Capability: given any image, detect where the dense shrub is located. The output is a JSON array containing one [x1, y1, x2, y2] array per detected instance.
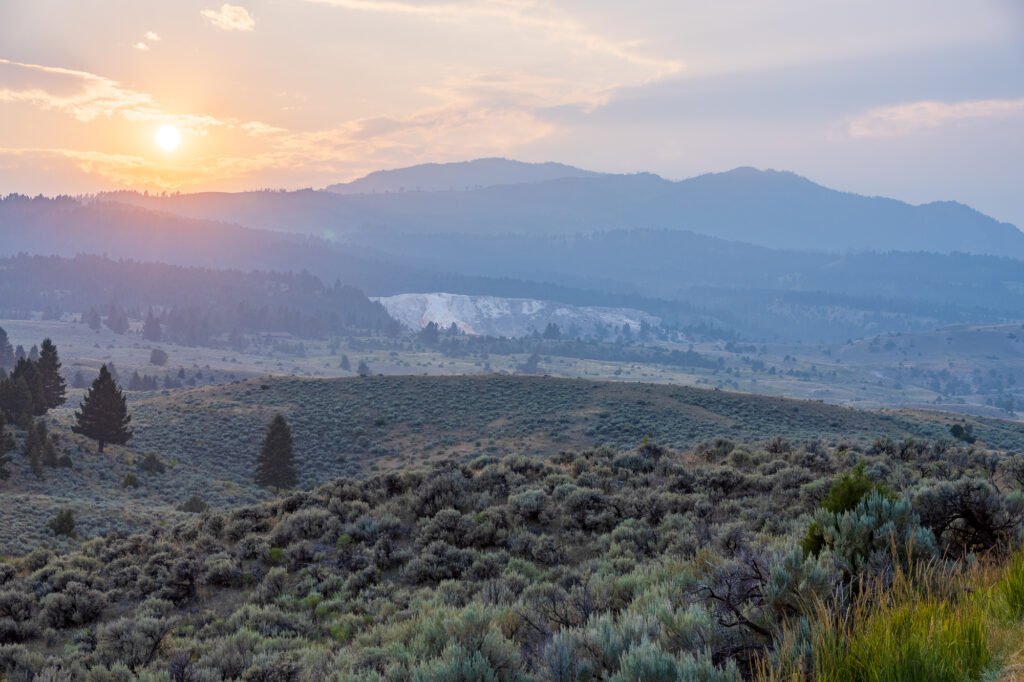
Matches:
[[47, 509, 76, 538]]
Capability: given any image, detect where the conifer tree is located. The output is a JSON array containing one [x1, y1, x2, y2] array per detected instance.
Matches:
[[0, 376, 33, 423], [105, 306, 129, 335], [254, 413, 297, 490], [0, 326, 13, 370], [84, 307, 102, 331], [72, 365, 132, 453], [11, 358, 46, 416], [0, 412, 13, 480], [23, 420, 44, 479], [37, 338, 66, 409], [142, 309, 162, 342]]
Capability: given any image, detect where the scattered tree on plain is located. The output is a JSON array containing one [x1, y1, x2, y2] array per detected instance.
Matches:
[[0, 376, 33, 423], [11, 358, 46, 416], [83, 308, 102, 331], [142, 309, 162, 341], [0, 326, 13, 370], [104, 302, 129, 335], [254, 413, 297, 490], [37, 338, 66, 409], [72, 365, 132, 453], [0, 412, 13, 480]]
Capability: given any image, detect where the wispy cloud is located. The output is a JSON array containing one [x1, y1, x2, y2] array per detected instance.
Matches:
[[144, 31, 161, 42], [200, 4, 256, 32], [849, 98, 1024, 137], [0, 95, 555, 190], [0, 59, 220, 129], [133, 42, 150, 51], [305, 0, 682, 78]]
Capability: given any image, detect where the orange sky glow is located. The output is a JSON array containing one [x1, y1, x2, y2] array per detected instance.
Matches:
[[1, 1, 1022, 225]]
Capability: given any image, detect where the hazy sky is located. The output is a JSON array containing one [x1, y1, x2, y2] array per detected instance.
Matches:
[[2, 1, 1023, 226]]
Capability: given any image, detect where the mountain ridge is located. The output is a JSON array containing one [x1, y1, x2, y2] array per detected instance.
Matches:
[[323, 157, 604, 194], [90, 161, 1022, 258]]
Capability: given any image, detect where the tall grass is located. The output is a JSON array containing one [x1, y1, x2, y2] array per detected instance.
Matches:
[[758, 550, 1024, 682], [998, 549, 1024, 620]]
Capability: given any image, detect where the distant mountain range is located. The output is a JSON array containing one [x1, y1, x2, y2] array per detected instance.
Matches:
[[324, 158, 602, 194], [94, 159, 1023, 258], [5, 159, 1024, 342]]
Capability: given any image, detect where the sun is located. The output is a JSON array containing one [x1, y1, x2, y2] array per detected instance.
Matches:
[[156, 125, 181, 151]]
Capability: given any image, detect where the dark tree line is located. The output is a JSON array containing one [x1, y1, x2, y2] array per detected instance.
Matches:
[[0, 331, 66, 424], [0, 331, 69, 480], [0, 254, 399, 347]]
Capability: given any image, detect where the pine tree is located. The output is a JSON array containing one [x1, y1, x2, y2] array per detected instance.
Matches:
[[11, 358, 47, 416], [84, 307, 102, 331], [254, 414, 297, 490], [27, 345, 38, 362], [105, 306, 129, 335], [23, 420, 44, 479], [0, 412, 14, 480], [37, 339, 66, 409], [72, 365, 132, 453], [357, 359, 370, 376], [142, 309, 162, 342], [0, 326, 14, 370], [0, 377, 33, 423]]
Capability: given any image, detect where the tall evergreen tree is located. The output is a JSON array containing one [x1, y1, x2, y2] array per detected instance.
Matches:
[[11, 358, 46, 416], [142, 309, 162, 342], [23, 420, 44, 479], [83, 307, 102, 331], [0, 326, 14, 370], [105, 305, 129, 335], [72, 365, 132, 453], [0, 377, 33, 423], [0, 412, 13, 480], [254, 414, 297, 490], [37, 338, 66, 409]]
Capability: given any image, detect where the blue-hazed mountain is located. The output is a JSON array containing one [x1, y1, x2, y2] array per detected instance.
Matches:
[[97, 161, 1023, 258], [5, 194, 1024, 342], [323, 157, 603, 194]]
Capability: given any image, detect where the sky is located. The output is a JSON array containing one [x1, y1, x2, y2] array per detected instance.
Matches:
[[1, 0, 1023, 226]]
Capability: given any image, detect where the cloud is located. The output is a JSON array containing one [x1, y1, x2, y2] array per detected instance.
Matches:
[[305, 0, 682, 78], [0, 94, 556, 191], [200, 4, 256, 32], [848, 97, 1024, 137], [133, 42, 150, 51], [0, 59, 224, 130], [144, 31, 161, 42]]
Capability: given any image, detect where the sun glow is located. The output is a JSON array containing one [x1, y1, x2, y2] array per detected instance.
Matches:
[[156, 125, 181, 151]]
